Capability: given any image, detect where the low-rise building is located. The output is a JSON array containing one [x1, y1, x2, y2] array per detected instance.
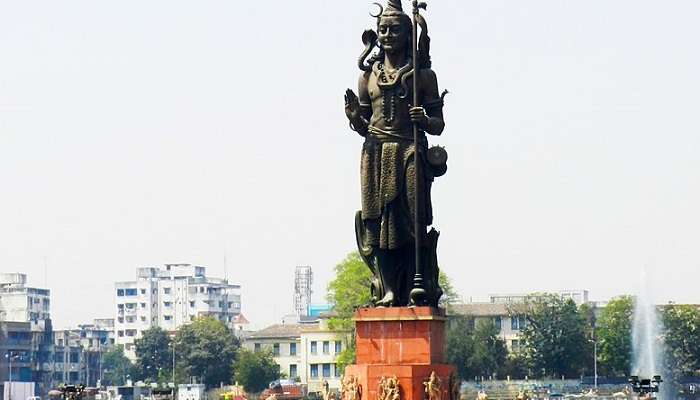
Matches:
[[244, 316, 350, 392], [53, 319, 116, 386]]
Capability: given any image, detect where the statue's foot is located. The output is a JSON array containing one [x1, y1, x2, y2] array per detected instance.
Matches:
[[375, 291, 395, 307]]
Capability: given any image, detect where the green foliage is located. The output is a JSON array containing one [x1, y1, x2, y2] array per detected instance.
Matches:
[[134, 327, 172, 382], [102, 345, 135, 386], [446, 316, 507, 380], [596, 296, 633, 376], [334, 339, 356, 374], [326, 252, 373, 330], [662, 305, 700, 378], [470, 319, 508, 378], [510, 293, 591, 378], [234, 349, 280, 394], [446, 316, 475, 380], [438, 272, 460, 311], [173, 317, 240, 387]]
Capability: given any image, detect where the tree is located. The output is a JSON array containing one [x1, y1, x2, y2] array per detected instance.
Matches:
[[596, 296, 633, 376], [510, 293, 591, 378], [446, 315, 475, 380], [326, 252, 373, 330], [326, 252, 373, 372], [469, 319, 508, 379], [134, 327, 172, 382], [446, 317, 508, 381], [662, 305, 700, 378], [173, 317, 240, 387], [234, 349, 280, 394], [102, 345, 135, 386], [438, 272, 460, 311]]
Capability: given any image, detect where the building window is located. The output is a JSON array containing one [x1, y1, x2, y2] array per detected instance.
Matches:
[[290, 342, 297, 356], [69, 372, 79, 382], [289, 364, 298, 378], [273, 343, 280, 356], [190, 301, 195, 307], [57, 339, 64, 346], [140, 303, 146, 308], [164, 315, 172, 321], [125, 288, 137, 296], [334, 364, 341, 378], [323, 341, 330, 354], [70, 352, 79, 363], [254, 343, 261, 352], [494, 316, 502, 331], [511, 316, 520, 331], [141, 316, 146, 322], [164, 301, 172, 307], [511, 340, 520, 352], [335, 341, 342, 353], [322, 363, 331, 378], [141, 289, 146, 294], [118, 330, 124, 337], [126, 330, 136, 337], [53, 372, 62, 381], [164, 288, 171, 294], [310, 341, 317, 355], [54, 353, 64, 363], [118, 317, 124, 323], [117, 289, 124, 296], [310, 364, 318, 378]]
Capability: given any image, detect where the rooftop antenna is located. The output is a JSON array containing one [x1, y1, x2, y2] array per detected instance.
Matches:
[[224, 253, 228, 281]]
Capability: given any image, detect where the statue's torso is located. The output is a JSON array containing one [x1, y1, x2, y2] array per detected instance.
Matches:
[[366, 61, 417, 137]]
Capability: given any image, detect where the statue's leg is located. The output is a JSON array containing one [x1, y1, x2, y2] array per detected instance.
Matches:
[[375, 249, 398, 307], [355, 211, 384, 305]]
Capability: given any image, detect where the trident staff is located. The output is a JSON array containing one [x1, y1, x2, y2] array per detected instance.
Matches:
[[409, 0, 428, 307]]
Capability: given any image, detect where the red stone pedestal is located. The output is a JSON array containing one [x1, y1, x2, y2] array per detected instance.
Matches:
[[343, 307, 456, 400]]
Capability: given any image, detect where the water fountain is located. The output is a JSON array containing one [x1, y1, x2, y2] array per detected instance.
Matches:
[[630, 270, 666, 399]]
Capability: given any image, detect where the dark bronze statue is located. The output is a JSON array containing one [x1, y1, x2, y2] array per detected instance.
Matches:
[[344, 0, 448, 307]]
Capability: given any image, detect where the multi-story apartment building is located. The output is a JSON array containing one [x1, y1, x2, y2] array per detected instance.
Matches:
[[0, 273, 51, 332], [53, 319, 116, 386], [115, 264, 241, 360], [244, 315, 350, 392], [0, 320, 54, 397]]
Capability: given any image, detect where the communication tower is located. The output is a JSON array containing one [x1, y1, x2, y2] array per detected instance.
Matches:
[[294, 266, 313, 317]]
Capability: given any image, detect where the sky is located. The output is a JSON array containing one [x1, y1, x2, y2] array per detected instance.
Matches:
[[1, 0, 699, 330]]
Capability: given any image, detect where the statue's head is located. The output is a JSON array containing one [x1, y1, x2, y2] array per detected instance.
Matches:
[[374, 0, 412, 54]]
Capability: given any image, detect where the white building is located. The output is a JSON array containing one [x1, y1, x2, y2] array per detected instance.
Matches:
[[114, 264, 241, 360], [488, 289, 590, 306], [0, 273, 51, 331], [244, 315, 351, 392]]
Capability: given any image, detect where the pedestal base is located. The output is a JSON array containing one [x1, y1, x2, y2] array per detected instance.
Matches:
[[343, 307, 457, 400]]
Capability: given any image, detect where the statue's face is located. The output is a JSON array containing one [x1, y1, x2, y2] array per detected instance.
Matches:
[[378, 15, 407, 53]]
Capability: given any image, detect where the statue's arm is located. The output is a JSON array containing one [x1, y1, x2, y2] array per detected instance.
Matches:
[[421, 69, 445, 136], [345, 73, 372, 136]]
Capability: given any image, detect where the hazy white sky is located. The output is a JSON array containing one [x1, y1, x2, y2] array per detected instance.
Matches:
[[1, 0, 699, 330]]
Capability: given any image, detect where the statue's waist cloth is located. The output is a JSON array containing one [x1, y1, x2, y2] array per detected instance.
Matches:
[[360, 126, 434, 250]]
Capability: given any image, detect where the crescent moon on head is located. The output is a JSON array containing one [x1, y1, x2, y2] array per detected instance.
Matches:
[[370, 3, 384, 18]]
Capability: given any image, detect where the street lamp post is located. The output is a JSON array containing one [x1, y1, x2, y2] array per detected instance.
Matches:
[[6, 352, 20, 400], [588, 338, 598, 390]]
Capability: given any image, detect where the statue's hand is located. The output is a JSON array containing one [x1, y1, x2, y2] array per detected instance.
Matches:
[[344, 89, 361, 123], [409, 106, 429, 129]]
